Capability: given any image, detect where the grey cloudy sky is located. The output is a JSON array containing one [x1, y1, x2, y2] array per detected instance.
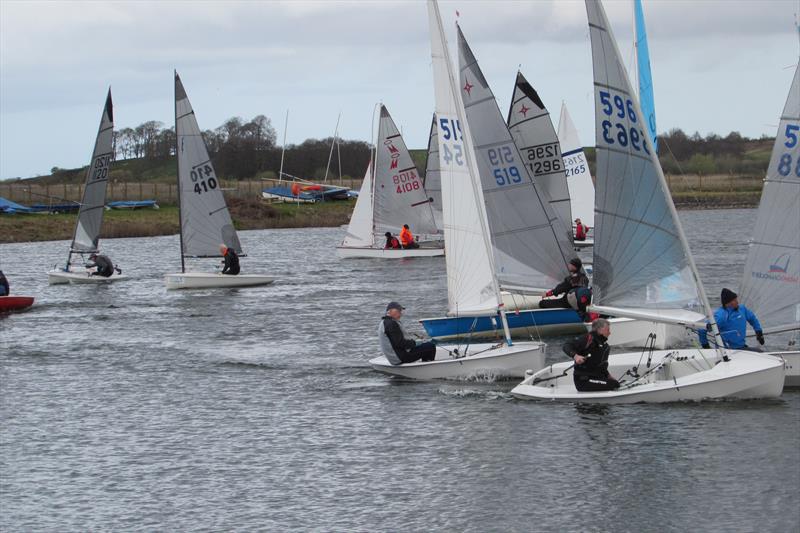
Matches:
[[1, 0, 798, 180]]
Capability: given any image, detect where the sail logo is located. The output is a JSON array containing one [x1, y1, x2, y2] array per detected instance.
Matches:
[[769, 253, 790, 273], [751, 253, 798, 284], [384, 140, 400, 169]]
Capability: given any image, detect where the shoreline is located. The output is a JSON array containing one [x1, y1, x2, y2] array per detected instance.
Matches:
[[0, 194, 759, 244]]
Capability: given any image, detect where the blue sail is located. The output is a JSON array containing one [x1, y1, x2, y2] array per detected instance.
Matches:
[[635, 0, 658, 152]]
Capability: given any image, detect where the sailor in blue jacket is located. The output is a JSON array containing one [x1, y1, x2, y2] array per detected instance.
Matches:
[[698, 288, 765, 350]]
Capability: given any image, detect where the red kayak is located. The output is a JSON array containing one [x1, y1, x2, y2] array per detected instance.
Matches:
[[0, 296, 34, 312]]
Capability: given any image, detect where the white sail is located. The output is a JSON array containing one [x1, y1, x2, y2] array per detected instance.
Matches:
[[342, 162, 374, 248], [507, 71, 573, 243], [373, 105, 439, 239], [586, 0, 708, 325], [740, 64, 800, 331], [175, 72, 242, 259], [457, 26, 574, 292], [557, 102, 596, 229], [71, 90, 114, 254], [427, 0, 499, 315], [423, 114, 443, 229]]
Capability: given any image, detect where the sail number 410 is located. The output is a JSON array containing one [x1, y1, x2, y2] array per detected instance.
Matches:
[[190, 163, 218, 194]]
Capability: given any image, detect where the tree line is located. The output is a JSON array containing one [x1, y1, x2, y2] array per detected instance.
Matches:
[[109, 115, 371, 181]]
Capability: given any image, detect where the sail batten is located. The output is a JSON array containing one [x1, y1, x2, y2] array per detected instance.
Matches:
[[175, 72, 242, 259]]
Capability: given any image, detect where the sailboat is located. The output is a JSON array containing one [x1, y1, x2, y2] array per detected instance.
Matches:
[[164, 73, 275, 290], [369, 0, 546, 380], [557, 103, 596, 247], [633, 0, 658, 152], [48, 90, 128, 285], [739, 63, 800, 387], [511, 0, 784, 403], [336, 105, 444, 258]]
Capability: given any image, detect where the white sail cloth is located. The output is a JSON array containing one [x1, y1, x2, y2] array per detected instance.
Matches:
[[586, 0, 703, 315], [71, 90, 114, 253], [740, 64, 800, 331], [457, 26, 574, 292], [427, 0, 499, 315], [373, 105, 439, 240], [507, 71, 573, 243], [342, 162, 374, 248], [557, 103, 596, 229], [175, 73, 242, 258], [423, 114, 443, 230]]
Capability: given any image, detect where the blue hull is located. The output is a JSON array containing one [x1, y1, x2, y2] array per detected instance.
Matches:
[[421, 308, 587, 341]]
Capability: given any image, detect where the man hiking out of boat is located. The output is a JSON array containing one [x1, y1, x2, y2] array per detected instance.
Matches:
[[564, 318, 620, 392], [574, 218, 588, 241], [379, 301, 436, 365], [0, 270, 9, 296], [399, 224, 419, 249], [220, 244, 240, 275], [384, 232, 401, 250], [698, 288, 764, 351], [86, 253, 115, 277], [539, 257, 591, 319]]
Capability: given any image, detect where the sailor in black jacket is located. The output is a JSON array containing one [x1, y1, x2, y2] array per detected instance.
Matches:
[[563, 318, 620, 391], [378, 301, 436, 365], [539, 257, 591, 318], [220, 244, 240, 275], [87, 253, 114, 277]]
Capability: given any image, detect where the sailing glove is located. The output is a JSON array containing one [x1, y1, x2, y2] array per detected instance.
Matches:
[[756, 331, 765, 345]]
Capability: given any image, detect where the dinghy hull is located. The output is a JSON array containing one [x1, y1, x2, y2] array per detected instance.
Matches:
[[510, 349, 785, 403], [0, 296, 34, 312], [776, 351, 800, 388], [48, 269, 128, 285], [420, 309, 587, 341], [369, 341, 546, 380], [164, 272, 275, 290], [336, 246, 444, 259]]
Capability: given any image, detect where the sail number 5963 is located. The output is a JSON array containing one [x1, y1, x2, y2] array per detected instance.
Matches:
[[598, 90, 650, 155]]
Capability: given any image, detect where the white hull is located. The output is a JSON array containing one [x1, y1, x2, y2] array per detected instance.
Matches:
[[261, 191, 316, 204], [164, 272, 275, 290], [573, 238, 594, 249], [776, 351, 800, 388], [369, 341, 546, 380], [48, 268, 128, 285], [511, 349, 785, 403], [336, 246, 444, 259]]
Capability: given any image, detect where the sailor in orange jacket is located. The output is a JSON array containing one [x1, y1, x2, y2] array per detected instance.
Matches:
[[399, 224, 419, 249]]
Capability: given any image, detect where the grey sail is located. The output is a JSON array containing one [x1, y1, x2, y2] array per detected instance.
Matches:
[[373, 105, 439, 239], [423, 113, 443, 230], [175, 72, 242, 259], [457, 25, 575, 291], [71, 90, 114, 254], [740, 64, 800, 331], [507, 72, 573, 243], [586, 0, 703, 315]]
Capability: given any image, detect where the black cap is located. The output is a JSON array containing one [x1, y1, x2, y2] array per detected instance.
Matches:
[[386, 301, 405, 312], [403, 224, 409, 229], [721, 288, 737, 306], [569, 257, 582, 269], [385, 232, 392, 237]]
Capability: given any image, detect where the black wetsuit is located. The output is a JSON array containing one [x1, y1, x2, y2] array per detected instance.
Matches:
[[562, 332, 619, 392], [381, 316, 436, 364], [222, 249, 240, 275], [89, 255, 114, 277], [539, 272, 591, 317], [0, 271, 9, 296]]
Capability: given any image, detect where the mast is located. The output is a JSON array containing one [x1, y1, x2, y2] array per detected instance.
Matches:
[[278, 109, 288, 184], [324, 112, 341, 183], [174, 71, 186, 273]]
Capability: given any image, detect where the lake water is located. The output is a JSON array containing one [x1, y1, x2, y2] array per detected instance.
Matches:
[[1, 208, 798, 531]]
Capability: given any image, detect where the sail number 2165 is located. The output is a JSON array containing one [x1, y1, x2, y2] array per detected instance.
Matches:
[[190, 163, 218, 194]]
